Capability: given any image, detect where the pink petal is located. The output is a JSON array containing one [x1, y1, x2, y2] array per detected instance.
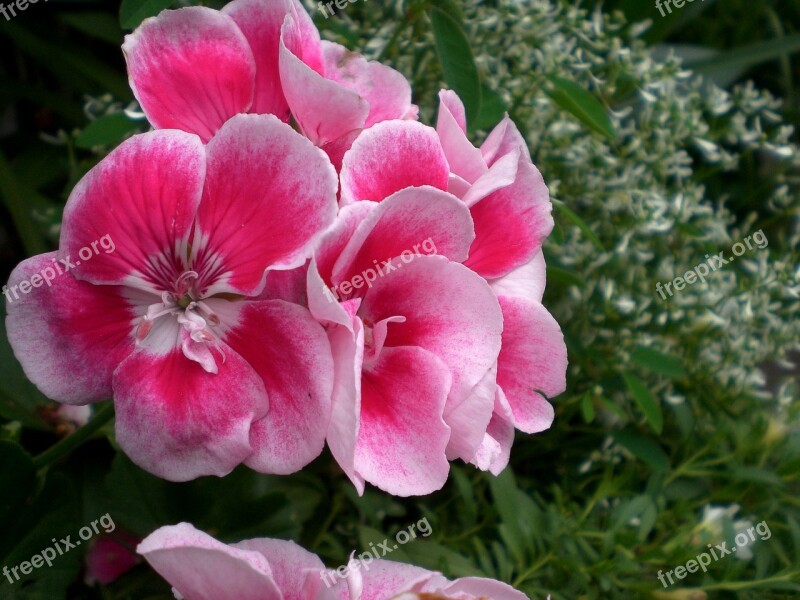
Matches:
[[224, 300, 333, 475], [5, 252, 136, 404], [85, 530, 141, 586], [489, 249, 546, 303], [321, 41, 417, 129], [470, 388, 514, 476], [59, 130, 205, 292], [359, 256, 502, 461], [113, 341, 268, 481], [123, 7, 256, 142], [496, 296, 566, 434], [332, 187, 475, 289], [435, 90, 486, 184], [194, 114, 337, 297], [279, 18, 368, 146], [440, 576, 530, 599], [464, 153, 553, 279], [356, 346, 451, 496], [221, 0, 304, 120], [480, 115, 531, 167], [314, 202, 376, 289], [339, 121, 449, 205], [138, 523, 281, 600], [353, 560, 437, 599], [232, 538, 325, 600]]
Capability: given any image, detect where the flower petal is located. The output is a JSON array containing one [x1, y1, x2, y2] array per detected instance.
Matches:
[[489, 249, 546, 303], [470, 387, 514, 476], [332, 186, 475, 290], [5, 253, 137, 404], [339, 121, 449, 205], [440, 576, 530, 600], [464, 154, 553, 279], [279, 18, 368, 146], [232, 537, 325, 600], [221, 0, 301, 119], [435, 90, 486, 184], [123, 7, 256, 142], [224, 300, 333, 475], [138, 523, 281, 600], [480, 114, 530, 166], [194, 114, 338, 296], [113, 340, 268, 481], [60, 130, 205, 292], [321, 41, 417, 129], [359, 256, 503, 461], [353, 560, 437, 599], [496, 296, 566, 433], [355, 346, 452, 496]]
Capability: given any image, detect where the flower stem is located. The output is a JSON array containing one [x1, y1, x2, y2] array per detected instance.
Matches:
[[32, 402, 115, 470]]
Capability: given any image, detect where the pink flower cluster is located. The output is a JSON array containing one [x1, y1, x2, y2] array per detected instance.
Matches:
[[137, 522, 529, 600], [5, 0, 567, 496]]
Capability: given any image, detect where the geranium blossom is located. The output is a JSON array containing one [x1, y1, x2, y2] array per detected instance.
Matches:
[[5, 114, 337, 481], [123, 0, 416, 165], [335, 90, 567, 475], [306, 189, 504, 496], [138, 523, 528, 600]]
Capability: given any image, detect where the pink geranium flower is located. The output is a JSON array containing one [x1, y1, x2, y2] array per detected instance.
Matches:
[[123, 0, 416, 165], [5, 114, 337, 481], [306, 189, 504, 496], [138, 523, 528, 600], [336, 91, 568, 475]]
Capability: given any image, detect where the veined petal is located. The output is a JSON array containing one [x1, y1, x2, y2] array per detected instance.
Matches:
[[331, 187, 475, 290], [60, 130, 205, 293], [440, 577, 530, 600], [339, 121, 449, 205], [226, 300, 333, 475], [113, 342, 268, 481], [194, 114, 337, 297], [321, 41, 417, 129], [123, 7, 256, 142], [279, 17, 367, 146], [347, 560, 437, 599], [138, 523, 281, 600], [497, 296, 566, 434], [464, 154, 553, 279], [5, 253, 137, 404], [355, 346, 451, 496]]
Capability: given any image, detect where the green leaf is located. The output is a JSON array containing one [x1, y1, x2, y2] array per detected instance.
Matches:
[[552, 199, 605, 251], [472, 82, 507, 131], [76, 113, 144, 149], [622, 372, 663, 434], [120, 0, 175, 30], [685, 33, 800, 76], [613, 429, 669, 473], [630, 346, 688, 379], [580, 393, 596, 424], [59, 12, 123, 45], [0, 442, 36, 529], [545, 75, 615, 140], [427, 7, 482, 126]]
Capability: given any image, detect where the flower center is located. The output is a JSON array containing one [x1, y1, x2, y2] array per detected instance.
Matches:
[[134, 271, 226, 373]]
